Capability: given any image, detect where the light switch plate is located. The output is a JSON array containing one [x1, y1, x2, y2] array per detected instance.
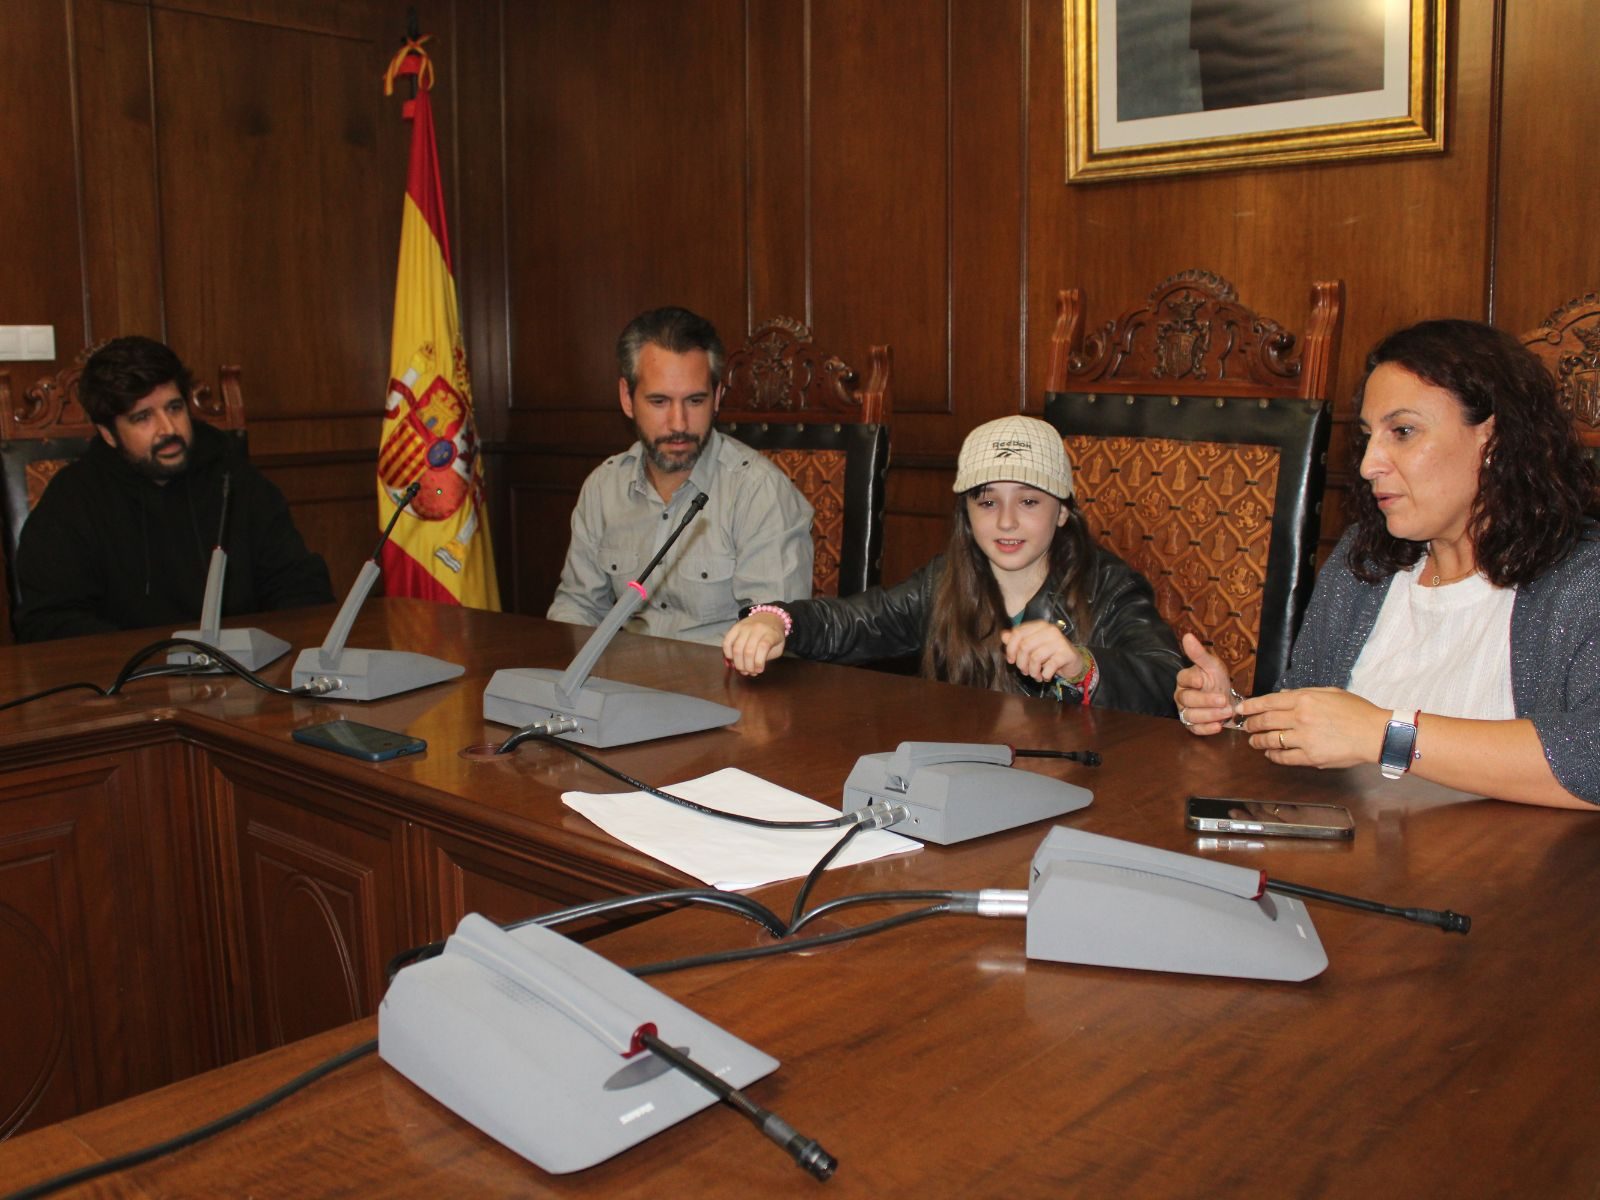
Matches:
[[0, 325, 56, 361]]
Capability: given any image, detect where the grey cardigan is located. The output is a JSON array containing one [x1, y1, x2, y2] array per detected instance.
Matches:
[[1280, 529, 1600, 804]]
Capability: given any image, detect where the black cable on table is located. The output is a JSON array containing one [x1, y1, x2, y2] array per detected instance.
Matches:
[[498, 730, 866, 830], [2, 1038, 377, 1200]]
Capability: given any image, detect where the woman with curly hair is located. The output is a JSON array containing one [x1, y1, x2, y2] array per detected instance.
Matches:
[[1178, 318, 1600, 807], [722, 415, 1182, 716]]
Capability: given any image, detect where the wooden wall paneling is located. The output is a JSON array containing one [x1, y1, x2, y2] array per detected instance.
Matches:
[[883, 462, 959, 586], [746, 0, 810, 329], [4, 0, 87, 382], [257, 456, 379, 597], [74, 0, 165, 345], [1489, 0, 1600, 332], [443, 0, 511, 447], [950, 0, 1026, 429], [502, 451, 594, 616], [808, 2, 947, 430], [1025, 0, 1498, 556], [150, 5, 405, 455], [503, 1, 748, 448]]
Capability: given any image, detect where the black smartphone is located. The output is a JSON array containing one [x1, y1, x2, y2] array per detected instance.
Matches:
[[292, 719, 427, 762], [1185, 796, 1354, 840]]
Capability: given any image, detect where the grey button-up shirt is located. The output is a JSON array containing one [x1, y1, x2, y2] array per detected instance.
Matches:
[[547, 430, 814, 645]]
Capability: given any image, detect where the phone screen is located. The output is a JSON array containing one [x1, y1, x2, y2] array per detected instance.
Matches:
[[1186, 797, 1354, 840], [292, 719, 426, 762]]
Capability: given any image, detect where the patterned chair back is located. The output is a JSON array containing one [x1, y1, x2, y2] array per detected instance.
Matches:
[[1043, 271, 1343, 694], [717, 317, 891, 598]]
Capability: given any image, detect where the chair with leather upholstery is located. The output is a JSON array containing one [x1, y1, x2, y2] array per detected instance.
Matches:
[[0, 358, 247, 609], [716, 316, 892, 598], [1042, 269, 1344, 695], [1518, 292, 1600, 467]]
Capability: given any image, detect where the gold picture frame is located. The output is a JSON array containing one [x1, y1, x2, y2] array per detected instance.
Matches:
[[1065, 0, 1446, 184]]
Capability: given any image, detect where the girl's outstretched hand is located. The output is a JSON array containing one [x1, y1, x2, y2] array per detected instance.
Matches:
[[722, 612, 788, 676]]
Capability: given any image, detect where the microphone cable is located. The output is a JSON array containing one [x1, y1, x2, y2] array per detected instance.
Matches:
[[497, 730, 904, 832], [1, 1036, 378, 1200]]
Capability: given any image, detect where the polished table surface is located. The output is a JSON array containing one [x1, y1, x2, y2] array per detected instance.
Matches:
[[1, 601, 1597, 1197]]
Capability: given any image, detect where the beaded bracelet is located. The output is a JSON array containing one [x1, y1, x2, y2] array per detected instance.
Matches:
[[747, 604, 793, 637]]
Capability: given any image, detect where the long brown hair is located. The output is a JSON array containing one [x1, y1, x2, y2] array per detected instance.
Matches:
[[920, 490, 1095, 691]]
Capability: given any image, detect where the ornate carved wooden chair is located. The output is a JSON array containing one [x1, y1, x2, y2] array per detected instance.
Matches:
[[1042, 270, 1344, 695], [1518, 293, 1600, 466], [0, 358, 246, 608], [716, 317, 892, 598]]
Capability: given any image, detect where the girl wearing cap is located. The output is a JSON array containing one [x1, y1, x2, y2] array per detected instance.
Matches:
[[722, 415, 1182, 715]]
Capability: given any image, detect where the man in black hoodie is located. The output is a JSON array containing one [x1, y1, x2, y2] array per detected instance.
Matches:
[[13, 336, 333, 642]]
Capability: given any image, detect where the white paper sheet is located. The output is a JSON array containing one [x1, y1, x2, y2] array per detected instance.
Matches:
[[561, 766, 920, 890]]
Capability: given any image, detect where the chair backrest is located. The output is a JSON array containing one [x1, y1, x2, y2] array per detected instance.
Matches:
[[717, 317, 892, 597], [1518, 292, 1600, 466], [0, 359, 247, 608], [1043, 270, 1344, 695]]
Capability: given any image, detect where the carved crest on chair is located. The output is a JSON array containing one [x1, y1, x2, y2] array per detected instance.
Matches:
[[721, 318, 890, 424], [0, 359, 244, 444], [1051, 270, 1342, 402], [1525, 293, 1600, 435], [0, 363, 94, 439]]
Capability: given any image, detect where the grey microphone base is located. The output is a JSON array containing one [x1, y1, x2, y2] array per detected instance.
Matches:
[[842, 753, 1092, 845], [292, 647, 465, 701], [1025, 827, 1328, 981], [170, 627, 292, 671], [483, 668, 739, 748]]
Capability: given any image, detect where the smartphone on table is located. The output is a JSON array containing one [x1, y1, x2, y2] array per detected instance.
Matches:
[[292, 719, 427, 762], [1185, 796, 1354, 840]]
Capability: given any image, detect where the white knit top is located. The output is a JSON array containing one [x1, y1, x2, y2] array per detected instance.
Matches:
[[1346, 558, 1516, 720]]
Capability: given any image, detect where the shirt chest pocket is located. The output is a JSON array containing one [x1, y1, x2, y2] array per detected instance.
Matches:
[[670, 549, 737, 622]]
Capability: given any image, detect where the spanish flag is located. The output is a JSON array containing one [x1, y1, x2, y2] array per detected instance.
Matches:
[[376, 38, 500, 609]]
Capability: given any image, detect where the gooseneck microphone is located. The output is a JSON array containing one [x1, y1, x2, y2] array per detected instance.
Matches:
[[484, 484, 742, 748], [169, 471, 292, 671], [289, 478, 464, 700]]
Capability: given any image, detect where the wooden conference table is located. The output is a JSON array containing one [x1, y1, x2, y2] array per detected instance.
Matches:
[[0, 601, 1596, 1197]]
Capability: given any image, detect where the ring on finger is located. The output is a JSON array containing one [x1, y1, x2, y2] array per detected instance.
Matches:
[[1178, 707, 1195, 728], [1277, 730, 1287, 750]]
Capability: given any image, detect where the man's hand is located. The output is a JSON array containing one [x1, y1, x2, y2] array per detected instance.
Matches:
[[1000, 620, 1083, 684], [722, 611, 788, 676], [1238, 688, 1389, 768], [1174, 631, 1243, 735]]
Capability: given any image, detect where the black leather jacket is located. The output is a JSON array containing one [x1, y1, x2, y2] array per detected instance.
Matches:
[[778, 546, 1182, 716]]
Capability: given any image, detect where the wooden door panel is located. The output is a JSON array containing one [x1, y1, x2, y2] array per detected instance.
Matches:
[[211, 762, 409, 1058]]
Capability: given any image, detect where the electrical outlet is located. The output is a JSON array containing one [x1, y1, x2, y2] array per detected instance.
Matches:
[[0, 325, 56, 362]]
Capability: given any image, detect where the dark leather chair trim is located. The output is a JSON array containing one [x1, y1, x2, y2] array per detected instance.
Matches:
[[1044, 392, 1329, 694], [719, 420, 890, 598]]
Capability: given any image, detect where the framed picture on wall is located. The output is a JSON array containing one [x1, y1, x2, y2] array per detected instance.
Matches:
[[1065, 0, 1446, 183]]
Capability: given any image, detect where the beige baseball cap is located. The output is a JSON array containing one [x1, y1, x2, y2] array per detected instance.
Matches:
[[952, 415, 1073, 500]]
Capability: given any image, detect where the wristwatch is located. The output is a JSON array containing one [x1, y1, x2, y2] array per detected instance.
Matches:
[[1379, 710, 1420, 779]]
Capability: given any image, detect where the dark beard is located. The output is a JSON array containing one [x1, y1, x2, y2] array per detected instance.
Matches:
[[124, 433, 190, 481], [643, 431, 705, 475]]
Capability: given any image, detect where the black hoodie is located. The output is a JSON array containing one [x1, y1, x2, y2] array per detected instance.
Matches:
[[13, 421, 333, 642]]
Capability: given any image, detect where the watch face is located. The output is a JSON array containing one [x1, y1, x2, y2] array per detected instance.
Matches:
[[1381, 718, 1416, 778]]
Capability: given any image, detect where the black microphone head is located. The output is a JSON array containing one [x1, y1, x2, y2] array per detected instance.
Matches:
[[689, 489, 709, 513], [400, 479, 422, 507]]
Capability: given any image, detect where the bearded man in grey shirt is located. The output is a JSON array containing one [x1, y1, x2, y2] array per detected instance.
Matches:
[[547, 306, 814, 645]]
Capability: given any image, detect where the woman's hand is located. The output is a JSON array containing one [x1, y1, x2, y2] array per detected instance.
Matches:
[[1001, 620, 1083, 684], [1174, 632, 1242, 735], [1236, 688, 1389, 768], [722, 612, 788, 676]]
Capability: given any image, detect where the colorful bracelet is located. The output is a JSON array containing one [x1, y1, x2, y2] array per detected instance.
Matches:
[[747, 604, 793, 638], [1075, 647, 1097, 706]]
